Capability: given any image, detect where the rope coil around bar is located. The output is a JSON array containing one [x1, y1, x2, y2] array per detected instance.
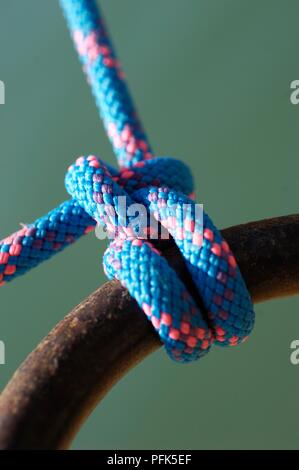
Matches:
[[0, 0, 255, 362], [66, 155, 254, 362]]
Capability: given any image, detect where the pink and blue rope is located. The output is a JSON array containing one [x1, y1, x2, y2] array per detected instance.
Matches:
[[61, 0, 153, 168], [0, 0, 254, 362]]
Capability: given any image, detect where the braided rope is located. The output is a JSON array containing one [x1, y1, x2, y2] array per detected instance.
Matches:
[[0, 0, 254, 362], [60, 0, 153, 168]]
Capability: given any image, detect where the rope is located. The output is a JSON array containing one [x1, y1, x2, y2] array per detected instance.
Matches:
[[0, 0, 254, 362], [61, 0, 153, 168]]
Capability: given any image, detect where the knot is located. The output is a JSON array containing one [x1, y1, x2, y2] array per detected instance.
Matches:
[[65, 155, 255, 363]]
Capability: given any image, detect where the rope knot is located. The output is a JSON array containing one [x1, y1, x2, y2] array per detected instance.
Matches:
[[65, 154, 255, 363], [0, 0, 255, 364]]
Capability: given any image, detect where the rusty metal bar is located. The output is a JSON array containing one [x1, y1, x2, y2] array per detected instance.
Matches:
[[0, 215, 298, 449]]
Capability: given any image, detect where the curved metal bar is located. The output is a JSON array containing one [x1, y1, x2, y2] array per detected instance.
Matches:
[[0, 215, 298, 449]]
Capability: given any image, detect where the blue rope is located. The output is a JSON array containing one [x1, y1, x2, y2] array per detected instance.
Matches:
[[0, 0, 254, 362]]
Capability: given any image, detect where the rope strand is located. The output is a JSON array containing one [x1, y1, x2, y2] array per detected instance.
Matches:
[[60, 0, 153, 168]]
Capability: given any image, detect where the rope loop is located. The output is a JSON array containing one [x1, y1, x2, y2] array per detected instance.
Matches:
[[65, 155, 255, 362]]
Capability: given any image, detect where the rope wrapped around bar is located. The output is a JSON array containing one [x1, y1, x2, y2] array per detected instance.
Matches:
[[0, 0, 255, 362], [65, 155, 254, 362]]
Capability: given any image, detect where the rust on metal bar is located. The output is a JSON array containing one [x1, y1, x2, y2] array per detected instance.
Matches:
[[0, 215, 298, 449]]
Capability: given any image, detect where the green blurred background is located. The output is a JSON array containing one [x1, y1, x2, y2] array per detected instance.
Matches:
[[0, 0, 299, 450]]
